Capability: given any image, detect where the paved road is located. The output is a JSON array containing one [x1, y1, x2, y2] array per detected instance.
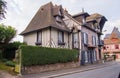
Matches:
[[55, 62, 120, 78]]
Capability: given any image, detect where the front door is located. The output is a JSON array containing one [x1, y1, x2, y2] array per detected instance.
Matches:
[[88, 49, 96, 64]]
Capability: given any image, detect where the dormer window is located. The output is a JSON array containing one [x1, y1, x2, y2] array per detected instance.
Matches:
[[58, 10, 61, 16], [56, 16, 62, 23], [82, 17, 86, 24]]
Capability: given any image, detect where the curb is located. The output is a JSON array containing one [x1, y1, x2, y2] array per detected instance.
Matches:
[[42, 62, 117, 78]]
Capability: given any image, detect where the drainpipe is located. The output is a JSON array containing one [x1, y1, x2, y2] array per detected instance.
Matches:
[[68, 33, 70, 49], [78, 30, 82, 65]]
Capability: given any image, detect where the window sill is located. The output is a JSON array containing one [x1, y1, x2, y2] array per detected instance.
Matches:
[[58, 42, 65, 45], [35, 42, 42, 45]]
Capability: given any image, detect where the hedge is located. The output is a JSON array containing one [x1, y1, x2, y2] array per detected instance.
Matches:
[[2, 41, 26, 60], [20, 45, 79, 66]]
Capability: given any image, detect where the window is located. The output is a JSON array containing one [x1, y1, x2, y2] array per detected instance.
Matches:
[[115, 45, 119, 49], [73, 33, 79, 48], [56, 16, 62, 23], [83, 32, 88, 45], [91, 23, 94, 29], [92, 36, 96, 46], [85, 51, 88, 63], [82, 16, 86, 24], [103, 46, 106, 50], [58, 31, 64, 45], [112, 38, 118, 42], [93, 50, 97, 61], [35, 31, 42, 45], [58, 10, 62, 16]]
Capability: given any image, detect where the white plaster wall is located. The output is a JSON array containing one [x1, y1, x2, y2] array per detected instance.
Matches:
[[51, 28, 58, 47], [51, 28, 69, 48], [23, 32, 37, 46], [42, 29, 50, 47]]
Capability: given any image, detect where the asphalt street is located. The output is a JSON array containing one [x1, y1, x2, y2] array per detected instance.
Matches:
[[55, 62, 120, 78]]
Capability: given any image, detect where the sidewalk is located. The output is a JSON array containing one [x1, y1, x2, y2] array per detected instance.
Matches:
[[21, 61, 119, 78]]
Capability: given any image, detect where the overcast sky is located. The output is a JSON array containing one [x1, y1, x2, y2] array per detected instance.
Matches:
[[1, 0, 120, 42]]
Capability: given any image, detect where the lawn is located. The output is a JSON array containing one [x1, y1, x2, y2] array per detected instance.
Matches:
[[0, 61, 16, 75]]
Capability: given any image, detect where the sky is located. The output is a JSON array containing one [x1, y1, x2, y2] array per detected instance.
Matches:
[[1, 0, 120, 42]]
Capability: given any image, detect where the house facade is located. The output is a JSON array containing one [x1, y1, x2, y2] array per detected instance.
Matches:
[[102, 27, 120, 59], [72, 12, 107, 64], [20, 2, 107, 65]]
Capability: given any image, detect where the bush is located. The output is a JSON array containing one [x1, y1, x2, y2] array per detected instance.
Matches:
[[20, 45, 78, 66], [5, 61, 15, 67], [0, 50, 2, 59], [2, 41, 26, 60], [112, 55, 116, 60], [1, 59, 8, 62]]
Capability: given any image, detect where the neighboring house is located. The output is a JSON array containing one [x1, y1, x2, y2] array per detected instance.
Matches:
[[102, 27, 120, 59], [72, 12, 107, 64], [20, 2, 107, 65]]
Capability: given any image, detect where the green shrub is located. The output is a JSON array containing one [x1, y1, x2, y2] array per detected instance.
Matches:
[[1, 59, 8, 62], [5, 61, 15, 67], [112, 55, 116, 60], [0, 50, 2, 59], [20, 45, 78, 66], [2, 41, 26, 60]]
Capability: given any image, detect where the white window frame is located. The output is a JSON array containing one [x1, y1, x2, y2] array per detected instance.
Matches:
[[85, 51, 88, 63], [38, 31, 42, 43], [73, 33, 79, 48], [94, 50, 97, 61], [92, 36, 96, 46], [83, 32, 88, 45], [58, 31, 64, 43]]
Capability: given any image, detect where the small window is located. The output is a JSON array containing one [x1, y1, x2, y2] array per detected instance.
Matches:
[[85, 51, 88, 63], [92, 36, 96, 46], [58, 31, 64, 45], [115, 45, 119, 49], [103, 46, 106, 50], [56, 16, 62, 23], [93, 50, 97, 61], [58, 10, 62, 16], [73, 33, 79, 48], [83, 32, 88, 45], [35, 31, 42, 45]]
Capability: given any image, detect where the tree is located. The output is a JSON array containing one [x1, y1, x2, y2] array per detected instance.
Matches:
[[0, 0, 6, 20], [0, 24, 16, 44]]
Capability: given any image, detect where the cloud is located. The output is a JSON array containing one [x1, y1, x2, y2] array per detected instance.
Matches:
[[102, 19, 120, 38], [1, 0, 120, 42]]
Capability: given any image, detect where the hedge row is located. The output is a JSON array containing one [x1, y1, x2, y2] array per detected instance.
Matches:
[[20, 45, 79, 66]]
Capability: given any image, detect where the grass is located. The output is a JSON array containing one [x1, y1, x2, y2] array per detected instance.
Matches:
[[0, 61, 17, 75]]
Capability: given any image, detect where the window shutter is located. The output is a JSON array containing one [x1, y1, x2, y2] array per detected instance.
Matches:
[[95, 36, 96, 46], [82, 32, 84, 43], [92, 36, 94, 45], [86, 33, 88, 44]]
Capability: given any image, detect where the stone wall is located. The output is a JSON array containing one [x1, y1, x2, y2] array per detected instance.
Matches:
[[22, 61, 79, 74]]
